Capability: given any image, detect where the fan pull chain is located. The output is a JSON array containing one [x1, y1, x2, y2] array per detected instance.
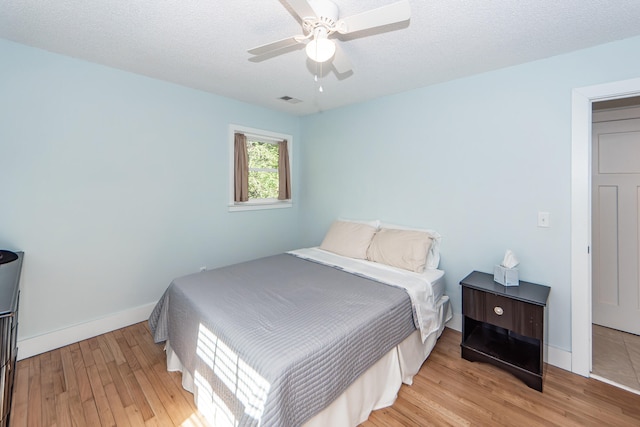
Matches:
[[311, 38, 324, 93], [317, 61, 324, 93]]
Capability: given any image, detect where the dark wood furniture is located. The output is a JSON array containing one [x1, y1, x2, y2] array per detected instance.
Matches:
[[0, 251, 23, 427], [460, 270, 550, 391]]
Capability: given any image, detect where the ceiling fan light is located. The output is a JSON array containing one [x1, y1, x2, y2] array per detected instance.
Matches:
[[306, 38, 336, 62]]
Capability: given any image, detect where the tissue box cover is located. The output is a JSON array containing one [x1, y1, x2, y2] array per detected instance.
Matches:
[[494, 265, 519, 286]]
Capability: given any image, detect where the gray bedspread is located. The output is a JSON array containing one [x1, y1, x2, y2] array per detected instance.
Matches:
[[148, 253, 416, 427]]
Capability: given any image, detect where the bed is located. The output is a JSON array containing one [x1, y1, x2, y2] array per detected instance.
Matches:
[[149, 220, 451, 427]]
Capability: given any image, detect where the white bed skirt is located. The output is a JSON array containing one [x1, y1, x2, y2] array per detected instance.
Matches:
[[165, 296, 451, 427]]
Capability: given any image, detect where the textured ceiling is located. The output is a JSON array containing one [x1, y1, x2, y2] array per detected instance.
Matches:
[[2, 0, 640, 115]]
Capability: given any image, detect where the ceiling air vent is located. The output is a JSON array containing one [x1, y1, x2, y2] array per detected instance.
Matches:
[[279, 96, 302, 104]]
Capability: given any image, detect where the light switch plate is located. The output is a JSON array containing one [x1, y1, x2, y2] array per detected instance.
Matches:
[[538, 211, 550, 227]]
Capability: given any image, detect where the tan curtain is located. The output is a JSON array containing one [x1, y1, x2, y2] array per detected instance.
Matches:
[[234, 133, 249, 202], [278, 140, 291, 200]]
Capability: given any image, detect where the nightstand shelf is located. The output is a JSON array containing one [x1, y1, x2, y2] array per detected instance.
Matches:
[[460, 271, 550, 391]]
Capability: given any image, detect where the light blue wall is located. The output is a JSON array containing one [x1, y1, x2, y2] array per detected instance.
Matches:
[[3, 33, 640, 354], [0, 39, 301, 339], [300, 35, 640, 353]]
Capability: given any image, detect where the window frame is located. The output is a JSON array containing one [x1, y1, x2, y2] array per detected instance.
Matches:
[[228, 124, 293, 212]]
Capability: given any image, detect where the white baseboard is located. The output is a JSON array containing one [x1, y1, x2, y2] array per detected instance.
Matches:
[[17, 303, 575, 375], [445, 313, 572, 372], [546, 344, 572, 371], [446, 313, 462, 331], [17, 302, 156, 360]]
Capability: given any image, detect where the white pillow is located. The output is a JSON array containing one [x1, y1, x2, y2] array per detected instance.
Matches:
[[379, 222, 442, 269], [320, 220, 378, 259], [366, 228, 433, 273]]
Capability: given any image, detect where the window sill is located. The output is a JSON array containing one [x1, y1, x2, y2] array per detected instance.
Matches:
[[228, 201, 292, 212]]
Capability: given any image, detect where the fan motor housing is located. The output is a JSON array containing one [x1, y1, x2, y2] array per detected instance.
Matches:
[[304, 0, 339, 33]]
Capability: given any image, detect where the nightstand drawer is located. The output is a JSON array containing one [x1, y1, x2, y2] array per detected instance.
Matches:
[[461, 287, 486, 322], [484, 292, 515, 331], [462, 287, 543, 339]]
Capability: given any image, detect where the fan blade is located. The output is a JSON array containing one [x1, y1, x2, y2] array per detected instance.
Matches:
[[336, 0, 410, 34], [332, 44, 352, 74], [248, 36, 302, 56], [284, 0, 317, 21]]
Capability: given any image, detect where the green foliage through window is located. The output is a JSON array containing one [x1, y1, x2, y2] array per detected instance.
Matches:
[[247, 140, 279, 199]]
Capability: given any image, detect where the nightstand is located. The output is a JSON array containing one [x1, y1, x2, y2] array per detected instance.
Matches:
[[460, 271, 550, 391], [0, 251, 22, 426]]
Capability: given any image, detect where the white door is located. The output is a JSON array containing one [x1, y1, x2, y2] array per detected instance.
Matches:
[[592, 113, 640, 335]]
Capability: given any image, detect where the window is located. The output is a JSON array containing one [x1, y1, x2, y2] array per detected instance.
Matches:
[[229, 124, 292, 211], [248, 140, 279, 199]]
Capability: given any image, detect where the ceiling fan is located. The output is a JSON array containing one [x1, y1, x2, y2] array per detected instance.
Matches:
[[248, 0, 411, 74]]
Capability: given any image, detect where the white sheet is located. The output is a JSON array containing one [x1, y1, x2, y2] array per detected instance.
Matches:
[[289, 247, 445, 342]]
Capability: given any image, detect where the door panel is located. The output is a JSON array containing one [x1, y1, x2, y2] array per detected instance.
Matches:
[[598, 131, 640, 173], [594, 185, 619, 306]]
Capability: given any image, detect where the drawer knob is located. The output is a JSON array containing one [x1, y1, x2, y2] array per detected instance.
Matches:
[[494, 306, 504, 316]]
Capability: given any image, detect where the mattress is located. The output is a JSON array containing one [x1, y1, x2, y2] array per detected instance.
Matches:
[[150, 249, 448, 427]]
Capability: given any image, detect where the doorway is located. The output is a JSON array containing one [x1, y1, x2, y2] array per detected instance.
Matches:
[[570, 76, 640, 380], [590, 100, 640, 392]]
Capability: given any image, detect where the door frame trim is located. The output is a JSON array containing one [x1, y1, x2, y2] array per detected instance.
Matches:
[[571, 77, 640, 376]]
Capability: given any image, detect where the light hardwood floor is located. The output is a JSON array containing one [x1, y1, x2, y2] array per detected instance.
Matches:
[[10, 323, 640, 426], [10, 322, 209, 427]]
